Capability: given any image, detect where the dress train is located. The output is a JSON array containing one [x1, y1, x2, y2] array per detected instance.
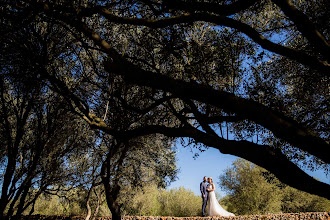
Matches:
[[207, 185, 235, 217]]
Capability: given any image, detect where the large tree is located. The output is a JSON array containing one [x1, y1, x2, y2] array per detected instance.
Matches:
[[1, 0, 329, 217]]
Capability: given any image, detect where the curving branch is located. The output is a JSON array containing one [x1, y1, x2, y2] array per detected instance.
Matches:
[[117, 124, 330, 199], [116, 94, 173, 116], [96, 11, 329, 74], [79, 102, 330, 199], [272, 0, 330, 62], [185, 99, 218, 136], [103, 59, 330, 164]]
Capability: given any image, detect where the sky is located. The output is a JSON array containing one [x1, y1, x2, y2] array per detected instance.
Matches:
[[168, 143, 330, 198]]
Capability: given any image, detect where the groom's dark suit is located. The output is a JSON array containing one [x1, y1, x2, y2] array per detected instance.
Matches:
[[200, 181, 208, 216]]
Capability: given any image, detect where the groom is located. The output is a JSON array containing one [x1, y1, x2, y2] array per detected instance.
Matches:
[[200, 176, 208, 217]]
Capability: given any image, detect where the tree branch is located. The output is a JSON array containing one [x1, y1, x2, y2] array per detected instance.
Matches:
[[92, 10, 329, 74], [119, 124, 330, 199], [116, 94, 173, 116], [185, 99, 217, 136], [272, 0, 329, 62], [103, 59, 330, 164]]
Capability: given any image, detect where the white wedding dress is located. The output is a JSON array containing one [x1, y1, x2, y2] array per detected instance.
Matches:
[[207, 184, 235, 217]]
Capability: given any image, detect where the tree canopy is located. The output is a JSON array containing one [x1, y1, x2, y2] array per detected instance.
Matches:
[[1, 0, 329, 218]]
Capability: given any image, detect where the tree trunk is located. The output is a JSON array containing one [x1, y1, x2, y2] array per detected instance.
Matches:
[[85, 183, 94, 220], [105, 191, 121, 220], [102, 171, 122, 220], [0, 156, 16, 215], [92, 189, 102, 220], [85, 195, 92, 220], [101, 149, 124, 220]]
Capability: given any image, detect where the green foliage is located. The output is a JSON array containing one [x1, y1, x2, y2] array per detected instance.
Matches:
[[123, 185, 202, 217], [157, 187, 201, 217], [22, 189, 111, 217], [281, 186, 330, 213], [23, 186, 202, 217], [219, 159, 330, 215], [23, 193, 84, 216], [116, 135, 178, 190], [123, 185, 162, 216], [219, 159, 282, 215]]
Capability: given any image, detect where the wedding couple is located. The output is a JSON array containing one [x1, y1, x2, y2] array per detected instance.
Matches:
[[200, 176, 235, 217]]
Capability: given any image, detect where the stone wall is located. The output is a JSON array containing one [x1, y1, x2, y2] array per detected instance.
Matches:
[[4, 212, 330, 220]]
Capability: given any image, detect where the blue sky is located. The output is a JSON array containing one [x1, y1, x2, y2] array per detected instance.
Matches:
[[168, 143, 330, 197]]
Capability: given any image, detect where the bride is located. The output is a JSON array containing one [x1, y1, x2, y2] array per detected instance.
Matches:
[[207, 177, 235, 217]]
